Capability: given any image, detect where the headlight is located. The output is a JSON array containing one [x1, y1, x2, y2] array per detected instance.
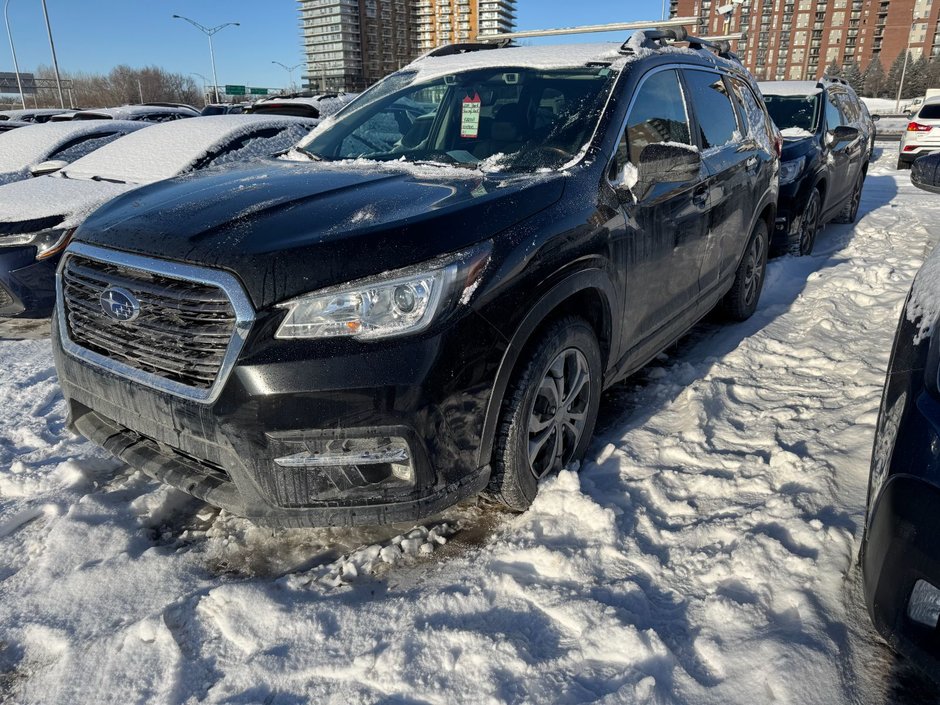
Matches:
[[779, 156, 805, 185], [275, 245, 491, 340], [0, 227, 75, 260]]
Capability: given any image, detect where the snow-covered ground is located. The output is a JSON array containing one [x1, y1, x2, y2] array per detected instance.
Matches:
[[2, 144, 940, 704]]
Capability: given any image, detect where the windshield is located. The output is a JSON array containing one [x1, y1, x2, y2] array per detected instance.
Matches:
[[764, 94, 821, 133], [297, 66, 618, 171]]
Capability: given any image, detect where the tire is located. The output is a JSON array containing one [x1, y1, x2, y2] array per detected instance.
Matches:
[[721, 219, 768, 322], [486, 316, 602, 511], [788, 187, 821, 256], [834, 173, 863, 224], [897, 158, 911, 170]]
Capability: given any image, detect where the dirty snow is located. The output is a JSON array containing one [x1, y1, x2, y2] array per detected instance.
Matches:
[[0, 145, 939, 704]]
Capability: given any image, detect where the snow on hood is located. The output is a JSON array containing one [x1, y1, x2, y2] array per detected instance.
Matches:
[[0, 173, 130, 227], [61, 115, 315, 185], [0, 120, 147, 174], [758, 81, 822, 97], [780, 127, 814, 139]]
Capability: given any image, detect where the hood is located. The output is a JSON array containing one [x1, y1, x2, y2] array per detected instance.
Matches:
[[0, 174, 131, 229], [74, 159, 566, 308], [780, 133, 818, 161]]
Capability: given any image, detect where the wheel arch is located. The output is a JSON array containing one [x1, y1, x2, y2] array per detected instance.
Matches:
[[477, 269, 618, 469]]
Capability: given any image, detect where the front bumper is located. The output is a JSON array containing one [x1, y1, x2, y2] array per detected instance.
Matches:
[[53, 305, 505, 527], [0, 246, 58, 318]]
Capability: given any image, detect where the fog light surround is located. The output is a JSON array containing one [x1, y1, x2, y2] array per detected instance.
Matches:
[[907, 579, 940, 628], [264, 434, 417, 506]]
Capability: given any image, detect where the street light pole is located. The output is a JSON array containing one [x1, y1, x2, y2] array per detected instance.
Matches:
[[272, 61, 303, 93], [897, 15, 926, 112], [40, 0, 64, 108], [2, 0, 25, 108], [172, 15, 239, 104]]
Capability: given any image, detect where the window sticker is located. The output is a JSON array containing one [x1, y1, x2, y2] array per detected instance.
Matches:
[[461, 92, 482, 139]]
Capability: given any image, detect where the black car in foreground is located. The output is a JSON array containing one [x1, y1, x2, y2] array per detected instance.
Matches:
[[760, 77, 872, 255], [53, 30, 779, 527], [863, 151, 940, 675]]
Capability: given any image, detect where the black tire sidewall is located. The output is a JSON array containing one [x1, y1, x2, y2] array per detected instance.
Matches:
[[489, 318, 603, 510], [723, 220, 768, 321]]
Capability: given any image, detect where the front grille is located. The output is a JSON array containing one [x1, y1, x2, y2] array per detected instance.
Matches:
[[62, 254, 237, 390]]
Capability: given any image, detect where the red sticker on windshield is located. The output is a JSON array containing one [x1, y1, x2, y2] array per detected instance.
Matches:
[[461, 93, 482, 139]]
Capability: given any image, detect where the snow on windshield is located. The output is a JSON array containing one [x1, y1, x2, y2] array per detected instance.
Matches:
[[62, 115, 312, 185], [0, 120, 146, 174]]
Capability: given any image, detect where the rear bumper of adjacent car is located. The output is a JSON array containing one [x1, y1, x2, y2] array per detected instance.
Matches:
[[0, 246, 58, 317], [53, 303, 505, 527]]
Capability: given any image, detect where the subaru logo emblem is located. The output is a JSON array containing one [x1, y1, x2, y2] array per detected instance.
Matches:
[[99, 287, 141, 322]]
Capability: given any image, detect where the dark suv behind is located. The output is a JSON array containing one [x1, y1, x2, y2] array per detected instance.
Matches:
[[760, 77, 872, 255], [53, 31, 779, 527]]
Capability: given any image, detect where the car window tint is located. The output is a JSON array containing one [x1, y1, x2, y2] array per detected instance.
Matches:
[[729, 77, 775, 153], [684, 69, 740, 149], [825, 95, 845, 129], [49, 133, 121, 163], [835, 92, 860, 124], [618, 69, 691, 167], [919, 104, 940, 120], [202, 125, 310, 169]]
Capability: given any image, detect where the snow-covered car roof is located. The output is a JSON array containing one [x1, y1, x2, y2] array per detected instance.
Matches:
[[759, 81, 823, 97], [0, 120, 148, 175], [68, 105, 200, 121], [0, 108, 72, 122], [250, 94, 357, 119], [404, 43, 627, 83], [62, 114, 316, 185]]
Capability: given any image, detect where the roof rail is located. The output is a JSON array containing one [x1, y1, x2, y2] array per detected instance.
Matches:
[[820, 75, 849, 86], [622, 28, 745, 64], [425, 42, 509, 58], [475, 17, 697, 43]]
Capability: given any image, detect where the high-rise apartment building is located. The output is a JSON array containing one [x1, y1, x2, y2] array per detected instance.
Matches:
[[299, 0, 517, 94], [414, 1, 517, 52], [298, 0, 415, 93], [670, 0, 940, 81]]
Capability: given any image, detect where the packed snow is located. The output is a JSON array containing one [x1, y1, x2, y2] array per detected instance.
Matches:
[[0, 144, 939, 704]]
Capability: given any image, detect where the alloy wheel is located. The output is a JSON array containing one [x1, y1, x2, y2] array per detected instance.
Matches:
[[743, 230, 765, 307]]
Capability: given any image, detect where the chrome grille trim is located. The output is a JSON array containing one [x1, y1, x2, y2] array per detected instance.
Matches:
[[56, 242, 256, 404]]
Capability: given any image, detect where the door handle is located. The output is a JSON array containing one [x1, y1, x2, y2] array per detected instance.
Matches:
[[692, 185, 708, 208]]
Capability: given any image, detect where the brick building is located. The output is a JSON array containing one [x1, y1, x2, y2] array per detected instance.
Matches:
[[670, 0, 940, 81], [414, 0, 517, 52]]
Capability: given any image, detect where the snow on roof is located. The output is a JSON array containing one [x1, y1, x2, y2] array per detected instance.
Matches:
[[0, 108, 70, 121], [62, 114, 315, 185], [758, 81, 823, 97], [405, 43, 627, 82], [0, 120, 148, 173], [69, 105, 198, 120], [254, 94, 357, 118]]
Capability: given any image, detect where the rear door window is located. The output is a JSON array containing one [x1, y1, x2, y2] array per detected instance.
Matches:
[[683, 69, 740, 150], [825, 95, 846, 129], [615, 68, 692, 169], [919, 104, 940, 120]]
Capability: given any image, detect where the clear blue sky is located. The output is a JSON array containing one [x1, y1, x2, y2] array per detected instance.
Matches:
[[2, 1, 665, 91]]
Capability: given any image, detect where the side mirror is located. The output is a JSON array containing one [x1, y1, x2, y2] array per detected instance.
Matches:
[[827, 125, 859, 145], [871, 114, 881, 122], [912, 152, 940, 194], [632, 142, 701, 197], [29, 159, 69, 177]]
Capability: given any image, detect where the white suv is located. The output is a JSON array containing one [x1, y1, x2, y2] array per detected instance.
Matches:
[[899, 97, 940, 169]]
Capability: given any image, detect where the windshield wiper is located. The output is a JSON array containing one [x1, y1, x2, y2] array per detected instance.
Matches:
[[89, 175, 126, 184]]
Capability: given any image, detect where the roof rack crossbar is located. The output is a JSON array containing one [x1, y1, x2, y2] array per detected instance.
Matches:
[[424, 42, 510, 58], [622, 28, 745, 64], [475, 17, 697, 43]]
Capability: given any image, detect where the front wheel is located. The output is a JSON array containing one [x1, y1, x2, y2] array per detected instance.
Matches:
[[721, 219, 768, 322], [486, 317, 602, 511], [789, 188, 821, 256]]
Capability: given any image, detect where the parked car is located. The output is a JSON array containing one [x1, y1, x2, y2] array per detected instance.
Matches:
[[862, 150, 940, 676], [0, 115, 316, 318], [201, 103, 247, 116], [52, 30, 779, 527], [760, 77, 872, 255], [0, 108, 71, 123], [246, 93, 357, 119], [0, 120, 29, 133], [65, 105, 200, 122], [0, 119, 149, 186], [899, 97, 940, 169]]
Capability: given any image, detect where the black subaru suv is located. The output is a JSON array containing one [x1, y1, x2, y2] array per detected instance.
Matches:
[[760, 77, 872, 255], [53, 31, 779, 527]]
